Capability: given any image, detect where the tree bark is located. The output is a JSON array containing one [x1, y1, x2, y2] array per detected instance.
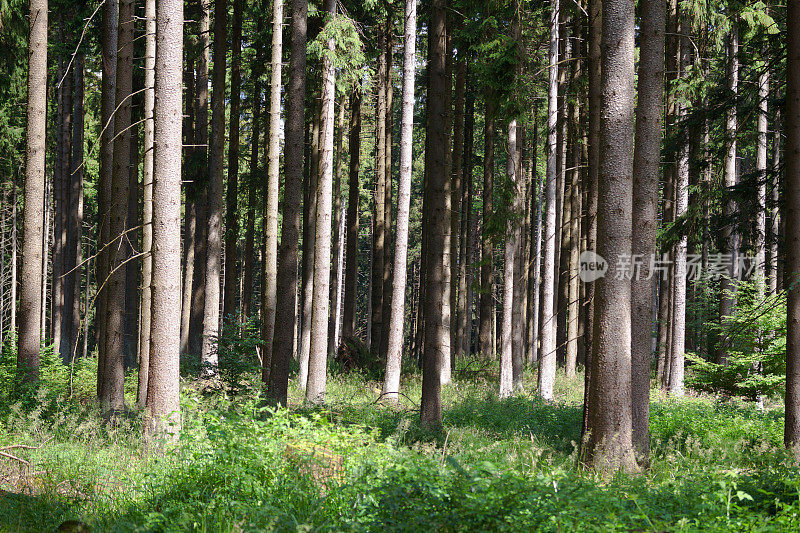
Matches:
[[785, 0, 800, 455], [538, 0, 559, 400], [343, 90, 362, 341], [371, 26, 388, 353], [145, 0, 183, 441], [451, 45, 466, 363], [769, 110, 781, 294], [261, 0, 283, 383], [718, 20, 739, 365], [223, 0, 243, 322], [584, 0, 638, 474], [97, 0, 117, 393], [420, 0, 448, 429], [242, 75, 261, 321], [306, 0, 338, 404], [68, 54, 85, 363], [138, 0, 156, 408], [102, 0, 134, 410], [384, 0, 417, 402], [189, 0, 211, 359], [18, 0, 48, 382], [630, 0, 664, 461], [201, 0, 227, 377], [479, 92, 495, 360], [267, 0, 307, 406], [459, 82, 475, 359], [328, 98, 347, 359], [500, 119, 518, 399]]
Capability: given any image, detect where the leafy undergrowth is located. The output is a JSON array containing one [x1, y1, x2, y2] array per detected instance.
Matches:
[[1, 363, 800, 532]]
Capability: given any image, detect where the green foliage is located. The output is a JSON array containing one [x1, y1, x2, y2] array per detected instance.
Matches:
[[2, 361, 800, 531], [687, 279, 786, 400]]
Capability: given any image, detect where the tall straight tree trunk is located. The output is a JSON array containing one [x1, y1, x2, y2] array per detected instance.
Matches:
[[500, 120, 518, 398], [267, 0, 307, 406], [145, 0, 183, 440], [54, 49, 72, 363], [261, 0, 283, 383], [138, 0, 156, 407], [581, 0, 600, 437], [630, 0, 664, 461], [97, 0, 117, 392], [299, 108, 319, 386], [769, 110, 781, 294], [328, 99, 346, 358], [420, 0, 448, 429], [384, 0, 416, 402], [538, 0, 559, 400], [189, 0, 210, 358], [718, 20, 739, 365], [564, 41, 580, 378], [223, 0, 243, 321], [586, 0, 638, 473], [69, 54, 85, 362], [124, 123, 139, 370], [201, 0, 227, 377], [342, 90, 362, 341], [529, 108, 541, 366], [18, 0, 48, 382], [784, 0, 800, 455], [585, 0, 638, 474], [479, 92, 495, 359], [459, 82, 475, 359], [179, 56, 196, 354], [371, 26, 388, 353], [306, 0, 338, 404], [381, 23, 395, 362], [102, 0, 134, 410], [450, 47, 466, 362], [242, 76, 261, 321], [756, 52, 769, 280]]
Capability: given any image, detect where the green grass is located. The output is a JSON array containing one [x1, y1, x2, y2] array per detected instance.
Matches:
[[1, 361, 799, 532]]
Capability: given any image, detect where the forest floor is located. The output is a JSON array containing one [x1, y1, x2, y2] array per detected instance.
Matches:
[[0, 358, 797, 532]]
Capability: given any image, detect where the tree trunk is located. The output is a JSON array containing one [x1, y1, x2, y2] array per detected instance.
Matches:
[[381, 22, 395, 362], [581, 0, 601, 439], [328, 98, 347, 359], [138, 0, 156, 408], [299, 106, 319, 387], [371, 26, 388, 353], [145, 0, 183, 440], [384, 0, 417, 402], [769, 110, 781, 294], [179, 54, 196, 354], [201, 0, 227, 378], [459, 82, 475, 359], [54, 47, 72, 363], [584, 0, 638, 474], [630, 0, 664, 461], [500, 119, 518, 399], [451, 46, 466, 363], [69, 54, 85, 363], [756, 52, 769, 281], [343, 90, 362, 341], [718, 20, 739, 365], [785, 0, 800, 455], [242, 74, 261, 321], [189, 0, 210, 359], [479, 92, 495, 360], [102, 0, 134, 410], [420, 0, 448, 428], [267, 0, 307, 406], [96, 0, 117, 393], [538, 0, 559, 401], [18, 0, 48, 382], [306, 0, 338, 404], [223, 0, 243, 322], [261, 0, 283, 383]]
